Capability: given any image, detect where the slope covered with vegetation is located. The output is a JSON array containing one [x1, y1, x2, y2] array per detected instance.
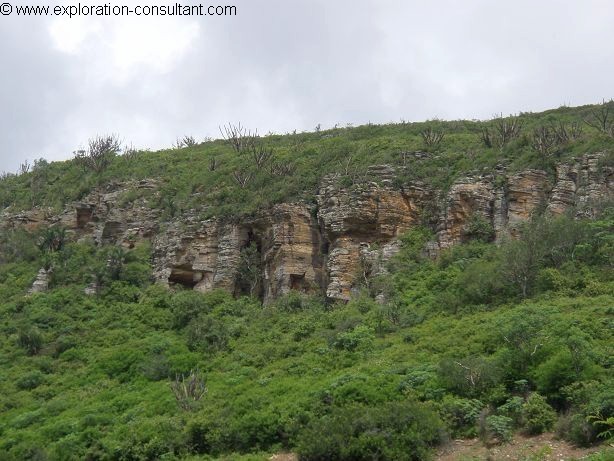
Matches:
[[0, 211, 612, 460], [1, 103, 613, 218], [0, 103, 613, 460]]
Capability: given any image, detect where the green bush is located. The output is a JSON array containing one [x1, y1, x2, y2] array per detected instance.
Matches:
[[185, 315, 229, 353], [15, 371, 45, 390], [170, 289, 229, 328], [462, 214, 495, 243], [331, 325, 374, 352], [295, 401, 443, 461], [522, 393, 557, 435], [440, 396, 484, 437], [497, 396, 524, 425], [17, 327, 43, 355], [482, 414, 514, 444], [556, 412, 598, 447]]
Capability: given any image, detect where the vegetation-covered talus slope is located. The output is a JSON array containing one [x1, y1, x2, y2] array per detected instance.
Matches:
[[0, 103, 613, 460]]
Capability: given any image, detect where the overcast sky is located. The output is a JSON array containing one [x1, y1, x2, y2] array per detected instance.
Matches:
[[1, 0, 613, 172]]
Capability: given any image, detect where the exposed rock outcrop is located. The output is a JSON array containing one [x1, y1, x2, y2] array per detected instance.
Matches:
[[317, 165, 431, 299], [4, 153, 612, 302], [152, 216, 248, 293], [1, 179, 160, 247], [28, 268, 51, 294], [253, 204, 324, 302]]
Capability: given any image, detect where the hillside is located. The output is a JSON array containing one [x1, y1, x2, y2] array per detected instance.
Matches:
[[0, 103, 612, 460]]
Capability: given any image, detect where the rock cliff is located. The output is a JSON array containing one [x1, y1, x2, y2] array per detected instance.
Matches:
[[3, 153, 611, 302]]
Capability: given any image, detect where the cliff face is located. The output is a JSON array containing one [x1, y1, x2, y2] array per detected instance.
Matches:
[[2, 153, 611, 302]]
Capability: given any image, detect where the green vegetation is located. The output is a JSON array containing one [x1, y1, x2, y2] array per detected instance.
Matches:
[[0, 103, 612, 459], [1, 103, 613, 218], [0, 208, 611, 460]]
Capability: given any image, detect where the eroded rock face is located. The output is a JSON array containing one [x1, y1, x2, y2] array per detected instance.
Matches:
[[548, 153, 613, 216], [253, 204, 324, 302], [317, 165, 430, 300], [2, 154, 611, 302], [152, 217, 248, 293], [437, 177, 495, 249], [0, 179, 160, 247]]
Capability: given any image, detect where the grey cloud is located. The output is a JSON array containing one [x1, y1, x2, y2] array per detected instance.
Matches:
[[1, 0, 613, 172]]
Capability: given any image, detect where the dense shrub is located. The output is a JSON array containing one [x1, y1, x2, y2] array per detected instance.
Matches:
[[170, 289, 229, 328], [478, 413, 514, 444], [186, 315, 229, 353], [331, 325, 374, 352], [17, 327, 43, 355], [522, 393, 557, 434], [15, 371, 45, 390], [295, 401, 444, 461], [0, 137, 611, 459], [439, 396, 484, 437]]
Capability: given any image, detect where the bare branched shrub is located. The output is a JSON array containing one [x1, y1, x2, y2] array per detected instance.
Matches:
[[289, 134, 306, 156], [420, 127, 445, 149], [220, 122, 257, 153], [584, 100, 614, 137], [18, 160, 31, 175], [170, 369, 207, 411], [250, 144, 274, 169], [269, 161, 296, 176], [531, 126, 556, 157], [73, 135, 121, 173], [232, 169, 253, 188], [0, 171, 14, 181], [338, 154, 354, 176], [493, 114, 522, 146], [174, 135, 197, 149], [553, 121, 583, 144], [531, 121, 584, 158]]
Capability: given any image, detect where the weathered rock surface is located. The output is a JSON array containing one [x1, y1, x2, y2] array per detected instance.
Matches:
[[28, 268, 50, 294], [437, 177, 496, 249], [253, 204, 324, 302], [152, 216, 248, 294], [547, 153, 612, 216], [2, 153, 611, 302], [317, 165, 431, 299]]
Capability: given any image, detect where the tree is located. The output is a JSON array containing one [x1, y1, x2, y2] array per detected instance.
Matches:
[[105, 246, 126, 281], [37, 226, 66, 253], [236, 242, 261, 296]]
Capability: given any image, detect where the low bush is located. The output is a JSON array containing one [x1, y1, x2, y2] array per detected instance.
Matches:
[[295, 401, 444, 461], [17, 327, 43, 355], [522, 393, 557, 435]]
